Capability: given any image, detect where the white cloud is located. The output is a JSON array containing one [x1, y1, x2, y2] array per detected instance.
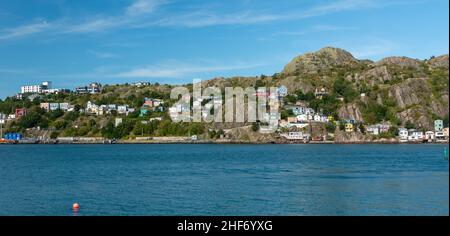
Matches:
[[0, 0, 167, 37], [150, 11, 281, 28], [87, 50, 118, 59], [0, 20, 51, 40], [0, 0, 413, 39], [126, 0, 167, 16], [64, 17, 126, 33], [300, 0, 376, 18], [147, 0, 378, 28]]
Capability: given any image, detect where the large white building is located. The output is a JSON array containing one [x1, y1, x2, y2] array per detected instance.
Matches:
[[21, 81, 52, 94]]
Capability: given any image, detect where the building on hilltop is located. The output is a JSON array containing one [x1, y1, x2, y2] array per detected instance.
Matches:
[[21, 81, 52, 94], [75, 82, 102, 94]]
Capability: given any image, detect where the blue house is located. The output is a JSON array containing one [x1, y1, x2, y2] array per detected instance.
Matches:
[[4, 133, 22, 141]]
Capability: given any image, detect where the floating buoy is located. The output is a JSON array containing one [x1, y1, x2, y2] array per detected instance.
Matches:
[[73, 203, 80, 210]]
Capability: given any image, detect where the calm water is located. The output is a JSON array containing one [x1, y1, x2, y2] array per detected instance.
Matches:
[[0, 144, 448, 216]]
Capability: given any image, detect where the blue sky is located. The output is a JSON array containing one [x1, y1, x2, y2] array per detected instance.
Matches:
[[0, 0, 448, 98]]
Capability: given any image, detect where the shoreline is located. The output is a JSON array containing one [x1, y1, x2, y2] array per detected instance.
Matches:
[[1, 140, 448, 145]]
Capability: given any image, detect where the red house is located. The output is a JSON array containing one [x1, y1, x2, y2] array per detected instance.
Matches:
[[15, 108, 27, 119]]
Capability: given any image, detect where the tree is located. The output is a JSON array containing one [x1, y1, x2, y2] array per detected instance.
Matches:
[[50, 131, 59, 139], [251, 122, 260, 132], [325, 122, 336, 133], [359, 123, 366, 134], [101, 121, 116, 139], [339, 121, 345, 131], [53, 120, 67, 130], [74, 104, 81, 112], [405, 121, 415, 129], [18, 108, 45, 129], [333, 78, 358, 102]]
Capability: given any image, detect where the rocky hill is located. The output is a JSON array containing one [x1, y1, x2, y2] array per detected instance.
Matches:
[[1, 47, 448, 141], [205, 47, 449, 130]]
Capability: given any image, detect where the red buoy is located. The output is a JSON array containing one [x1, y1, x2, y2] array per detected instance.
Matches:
[[73, 203, 79, 210]]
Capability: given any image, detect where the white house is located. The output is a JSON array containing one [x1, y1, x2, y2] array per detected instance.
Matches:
[[435, 131, 447, 142], [292, 106, 305, 116], [115, 118, 123, 127], [49, 103, 60, 111], [59, 103, 69, 111], [281, 132, 310, 140], [399, 128, 408, 142], [117, 105, 128, 115], [297, 114, 308, 122], [425, 131, 435, 142], [305, 108, 315, 115], [367, 125, 380, 135], [86, 101, 99, 114], [314, 114, 321, 122], [408, 131, 423, 142], [277, 85, 288, 97]]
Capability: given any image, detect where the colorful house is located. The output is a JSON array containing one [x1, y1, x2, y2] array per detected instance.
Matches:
[[4, 133, 22, 140], [15, 108, 27, 119], [345, 123, 354, 133], [435, 120, 444, 132]]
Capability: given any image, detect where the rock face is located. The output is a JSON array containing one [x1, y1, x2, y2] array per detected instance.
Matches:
[[348, 66, 393, 86], [388, 78, 427, 109], [334, 130, 371, 143], [338, 103, 364, 122], [428, 55, 449, 69], [375, 56, 422, 69], [282, 47, 358, 76]]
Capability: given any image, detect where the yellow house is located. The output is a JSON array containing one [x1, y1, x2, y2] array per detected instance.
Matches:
[[345, 123, 354, 133], [328, 116, 334, 122]]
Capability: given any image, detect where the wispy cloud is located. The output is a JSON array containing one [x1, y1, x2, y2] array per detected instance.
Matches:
[[0, 0, 168, 37], [64, 0, 168, 33], [0, 0, 404, 40], [148, 11, 281, 28], [87, 50, 118, 59], [116, 60, 266, 78], [126, 0, 168, 16], [0, 20, 51, 40], [64, 17, 125, 33], [147, 0, 380, 28]]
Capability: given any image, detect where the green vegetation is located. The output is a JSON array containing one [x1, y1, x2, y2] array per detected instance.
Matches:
[[325, 122, 336, 133], [333, 78, 358, 103]]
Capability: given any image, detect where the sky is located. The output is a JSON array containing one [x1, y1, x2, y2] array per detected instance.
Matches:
[[0, 0, 448, 98]]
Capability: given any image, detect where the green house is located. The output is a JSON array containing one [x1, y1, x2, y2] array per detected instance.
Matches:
[[435, 120, 444, 132]]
